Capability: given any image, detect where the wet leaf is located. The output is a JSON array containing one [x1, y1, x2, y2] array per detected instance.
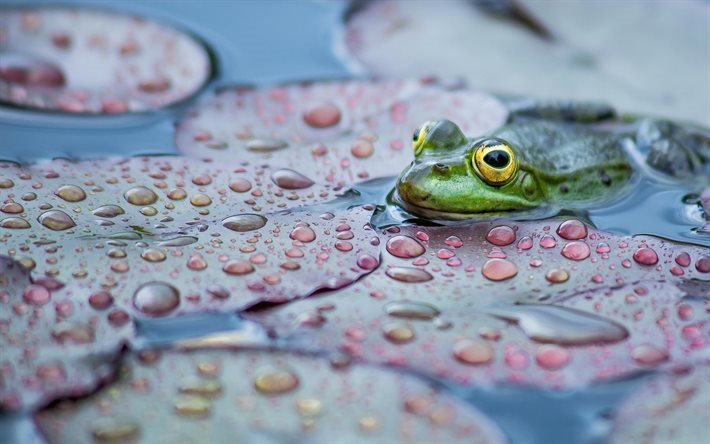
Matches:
[[0, 257, 132, 410], [246, 220, 709, 389], [0, 6, 210, 113], [35, 349, 506, 444], [609, 366, 710, 444], [175, 78, 508, 185]]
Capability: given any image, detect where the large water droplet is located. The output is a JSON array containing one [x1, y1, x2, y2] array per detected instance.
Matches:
[[290, 226, 316, 242], [386, 235, 425, 258], [222, 260, 254, 275], [271, 169, 314, 189], [92, 205, 125, 218], [453, 339, 493, 365], [632, 247, 659, 266], [481, 258, 517, 281], [556, 219, 588, 240], [124, 186, 158, 205], [38, 210, 76, 231], [560, 241, 591, 261], [222, 214, 267, 232], [383, 323, 415, 343], [55, 184, 86, 202], [132, 282, 180, 316], [486, 225, 516, 246], [0, 217, 30, 229], [384, 300, 440, 319], [254, 368, 299, 395], [303, 102, 341, 128], [23, 284, 51, 306], [535, 345, 570, 370], [385, 267, 433, 283], [487, 304, 629, 345]]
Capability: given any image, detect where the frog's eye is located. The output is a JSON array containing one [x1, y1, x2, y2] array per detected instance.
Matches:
[[472, 138, 518, 186], [412, 121, 434, 155]]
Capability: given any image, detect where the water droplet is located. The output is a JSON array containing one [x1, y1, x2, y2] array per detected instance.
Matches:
[[167, 188, 187, 200], [675, 252, 691, 267], [696, 256, 710, 273], [556, 220, 588, 240], [174, 396, 211, 417], [561, 241, 591, 261], [595, 242, 611, 253], [486, 225, 516, 246], [481, 258, 517, 281], [158, 236, 198, 247], [271, 169, 314, 189], [51, 322, 95, 344], [303, 102, 341, 128], [487, 304, 628, 345], [55, 184, 86, 202], [178, 378, 223, 397], [0, 53, 65, 88], [545, 268, 569, 283], [535, 345, 570, 370], [351, 140, 374, 158], [631, 344, 668, 365], [38, 210, 75, 231], [89, 291, 114, 310], [0, 217, 30, 229], [517, 236, 533, 250], [222, 214, 267, 232], [453, 339, 493, 365], [0, 179, 15, 188], [254, 368, 299, 395], [539, 235, 557, 248], [190, 193, 212, 207], [633, 247, 658, 266], [385, 235, 425, 258], [124, 186, 158, 205], [246, 138, 288, 152], [222, 260, 254, 275], [132, 282, 180, 316], [141, 248, 166, 262], [1, 202, 23, 214], [384, 300, 440, 319], [91, 419, 139, 442], [358, 416, 380, 433], [229, 178, 252, 193], [385, 267, 433, 283], [383, 323, 415, 343], [296, 397, 323, 416], [356, 254, 379, 270], [92, 205, 125, 218], [23, 284, 51, 306], [290, 226, 316, 242]]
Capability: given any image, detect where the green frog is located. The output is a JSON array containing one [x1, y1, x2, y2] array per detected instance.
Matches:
[[394, 104, 708, 219]]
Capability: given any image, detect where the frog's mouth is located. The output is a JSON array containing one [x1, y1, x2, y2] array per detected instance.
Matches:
[[391, 189, 546, 221]]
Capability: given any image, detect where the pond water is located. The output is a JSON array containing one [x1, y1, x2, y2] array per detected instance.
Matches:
[[0, 1, 707, 444]]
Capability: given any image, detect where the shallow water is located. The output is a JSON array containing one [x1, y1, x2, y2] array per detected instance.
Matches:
[[0, 1, 707, 443]]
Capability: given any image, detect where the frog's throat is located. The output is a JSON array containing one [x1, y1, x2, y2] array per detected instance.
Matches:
[[392, 190, 539, 221]]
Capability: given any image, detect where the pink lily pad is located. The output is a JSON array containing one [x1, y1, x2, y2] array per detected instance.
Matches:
[[175, 78, 508, 185], [246, 220, 709, 389], [0, 6, 211, 113], [0, 156, 378, 311], [609, 366, 710, 444], [34, 348, 507, 444], [0, 256, 132, 411]]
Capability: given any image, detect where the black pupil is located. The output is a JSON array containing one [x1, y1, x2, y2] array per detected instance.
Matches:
[[483, 150, 510, 168], [413, 127, 421, 142]]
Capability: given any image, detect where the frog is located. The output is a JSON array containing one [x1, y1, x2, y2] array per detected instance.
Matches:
[[394, 102, 709, 219]]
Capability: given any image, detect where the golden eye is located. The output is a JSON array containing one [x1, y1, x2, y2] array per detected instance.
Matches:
[[472, 138, 518, 186], [412, 121, 434, 155]]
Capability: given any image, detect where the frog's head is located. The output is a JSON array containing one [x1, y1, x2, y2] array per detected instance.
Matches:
[[395, 119, 545, 217]]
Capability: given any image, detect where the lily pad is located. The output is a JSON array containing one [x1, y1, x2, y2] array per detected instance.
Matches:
[[609, 366, 710, 444], [0, 256, 132, 411], [0, 6, 211, 113], [246, 220, 709, 389], [175, 78, 508, 185], [34, 348, 507, 444]]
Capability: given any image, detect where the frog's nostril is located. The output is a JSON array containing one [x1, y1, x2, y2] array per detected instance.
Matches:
[[434, 163, 449, 173]]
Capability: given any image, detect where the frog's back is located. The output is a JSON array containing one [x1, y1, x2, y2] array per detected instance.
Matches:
[[491, 122, 630, 176]]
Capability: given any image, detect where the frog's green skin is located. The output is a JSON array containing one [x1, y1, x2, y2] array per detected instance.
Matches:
[[395, 119, 633, 218]]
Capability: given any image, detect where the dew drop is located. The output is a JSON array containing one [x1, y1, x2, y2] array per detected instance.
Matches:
[[91, 419, 139, 442], [222, 260, 254, 275], [385, 235, 425, 258], [697, 257, 710, 273], [481, 258, 517, 281], [675, 252, 691, 267], [38, 210, 75, 231], [190, 193, 212, 207], [535, 345, 570, 370], [246, 138, 288, 152], [303, 102, 341, 128], [561, 241, 591, 261], [254, 368, 299, 395], [271, 169, 314, 190], [23, 284, 51, 306], [453, 339, 493, 365], [631, 344, 669, 366], [158, 236, 198, 247], [539, 235, 557, 248], [487, 304, 629, 345], [0, 217, 30, 229], [632, 247, 658, 266], [385, 267, 433, 283], [517, 236, 533, 250], [229, 178, 252, 193], [88, 291, 114, 310], [384, 300, 440, 320], [383, 323, 415, 343], [222, 214, 267, 232], [55, 184, 86, 202], [132, 282, 180, 316], [290, 226, 316, 242], [486, 225, 516, 246], [556, 219, 588, 240], [0, 53, 66, 88], [174, 396, 211, 417], [140, 248, 166, 263], [124, 186, 158, 205], [92, 205, 125, 218]]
